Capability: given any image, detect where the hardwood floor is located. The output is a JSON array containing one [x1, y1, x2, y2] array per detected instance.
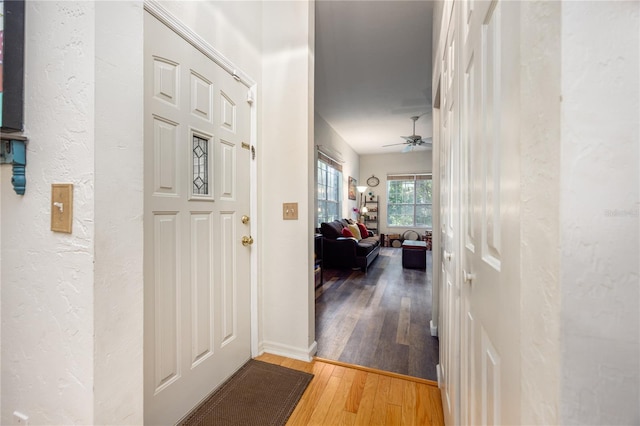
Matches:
[[255, 353, 444, 426], [315, 247, 439, 381]]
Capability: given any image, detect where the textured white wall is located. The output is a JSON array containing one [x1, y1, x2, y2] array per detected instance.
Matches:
[[259, 0, 316, 360], [360, 151, 432, 236], [519, 2, 562, 424], [560, 2, 640, 424], [1, 2, 96, 424], [94, 2, 144, 424]]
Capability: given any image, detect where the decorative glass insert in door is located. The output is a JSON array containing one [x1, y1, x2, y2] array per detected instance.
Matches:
[[192, 135, 209, 195]]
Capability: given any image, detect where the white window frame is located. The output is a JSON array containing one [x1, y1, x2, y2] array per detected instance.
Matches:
[[386, 173, 432, 228], [316, 156, 342, 227]]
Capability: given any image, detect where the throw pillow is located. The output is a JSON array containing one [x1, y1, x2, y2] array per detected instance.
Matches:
[[342, 227, 354, 238], [357, 222, 368, 238], [347, 224, 362, 240]]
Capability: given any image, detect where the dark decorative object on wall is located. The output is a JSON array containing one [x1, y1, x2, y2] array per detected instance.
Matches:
[[0, 0, 25, 133], [367, 175, 379, 187]]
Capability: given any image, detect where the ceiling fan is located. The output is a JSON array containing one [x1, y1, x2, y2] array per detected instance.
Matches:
[[383, 115, 432, 152]]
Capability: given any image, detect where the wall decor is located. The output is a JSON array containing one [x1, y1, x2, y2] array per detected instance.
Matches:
[[348, 176, 357, 200], [367, 175, 380, 187], [0, 0, 26, 133]]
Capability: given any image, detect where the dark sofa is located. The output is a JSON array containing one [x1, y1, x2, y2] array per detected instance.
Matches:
[[319, 219, 381, 272]]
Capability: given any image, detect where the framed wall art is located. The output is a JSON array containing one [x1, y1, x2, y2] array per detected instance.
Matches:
[[348, 176, 357, 200], [0, 0, 25, 133]]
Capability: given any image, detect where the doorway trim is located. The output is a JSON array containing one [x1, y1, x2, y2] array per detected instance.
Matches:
[[143, 0, 260, 357]]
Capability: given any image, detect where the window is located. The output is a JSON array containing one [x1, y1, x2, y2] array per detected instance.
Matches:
[[192, 135, 209, 195], [387, 174, 432, 228], [317, 152, 342, 226]]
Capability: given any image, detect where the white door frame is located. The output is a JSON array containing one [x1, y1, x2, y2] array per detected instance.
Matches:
[[144, 0, 260, 357]]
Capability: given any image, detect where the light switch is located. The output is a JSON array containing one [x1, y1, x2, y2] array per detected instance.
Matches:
[[51, 184, 73, 233], [283, 202, 298, 220]]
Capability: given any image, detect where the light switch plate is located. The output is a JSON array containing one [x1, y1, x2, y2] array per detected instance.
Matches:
[[51, 184, 73, 233], [283, 202, 298, 220]]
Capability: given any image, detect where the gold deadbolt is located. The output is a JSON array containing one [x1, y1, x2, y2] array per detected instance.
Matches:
[[241, 215, 250, 224], [242, 236, 254, 246]]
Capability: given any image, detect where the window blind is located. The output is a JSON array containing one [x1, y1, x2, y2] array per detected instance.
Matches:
[[387, 173, 431, 180], [318, 151, 343, 172]]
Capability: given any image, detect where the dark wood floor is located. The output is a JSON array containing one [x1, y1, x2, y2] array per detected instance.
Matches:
[[315, 247, 439, 381]]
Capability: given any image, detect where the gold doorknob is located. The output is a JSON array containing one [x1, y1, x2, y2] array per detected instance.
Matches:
[[241, 215, 250, 224], [242, 235, 254, 246]]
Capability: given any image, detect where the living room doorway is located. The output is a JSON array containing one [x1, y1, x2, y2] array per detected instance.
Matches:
[[314, 247, 439, 381]]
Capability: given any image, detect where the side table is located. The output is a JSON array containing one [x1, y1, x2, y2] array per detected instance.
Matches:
[[402, 240, 427, 269]]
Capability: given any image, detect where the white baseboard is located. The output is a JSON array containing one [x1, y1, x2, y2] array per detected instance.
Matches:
[[430, 320, 438, 337], [259, 340, 317, 362]]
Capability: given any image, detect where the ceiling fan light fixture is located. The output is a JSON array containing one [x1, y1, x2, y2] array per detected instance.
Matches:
[[382, 115, 433, 152]]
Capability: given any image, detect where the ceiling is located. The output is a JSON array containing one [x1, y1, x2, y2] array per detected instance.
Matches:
[[315, 0, 434, 155]]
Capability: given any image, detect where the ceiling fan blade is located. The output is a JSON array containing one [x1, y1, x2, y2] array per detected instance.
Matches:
[[382, 142, 409, 147]]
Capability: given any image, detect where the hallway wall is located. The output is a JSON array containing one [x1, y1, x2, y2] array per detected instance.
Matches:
[[94, 2, 144, 424], [1, 2, 97, 424], [559, 2, 639, 423], [259, 0, 316, 360], [519, 2, 562, 423]]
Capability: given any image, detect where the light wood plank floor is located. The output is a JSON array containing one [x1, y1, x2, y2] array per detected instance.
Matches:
[[256, 353, 444, 426], [316, 247, 439, 381]]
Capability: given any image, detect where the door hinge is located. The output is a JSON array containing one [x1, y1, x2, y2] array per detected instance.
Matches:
[[247, 88, 255, 105]]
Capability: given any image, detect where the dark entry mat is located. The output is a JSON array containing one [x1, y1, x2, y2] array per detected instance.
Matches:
[[179, 359, 313, 426]]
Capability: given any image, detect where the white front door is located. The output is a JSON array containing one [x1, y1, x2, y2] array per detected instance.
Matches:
[[459, 1, 521, 424], [143, 12, 252, 425]]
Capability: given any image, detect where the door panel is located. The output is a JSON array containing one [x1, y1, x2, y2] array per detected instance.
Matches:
[[481, 328, 501, 425], [153, 212, 180, 391], [481, 1, 502, 268], [439, 5, 461, 424], [190, 212, 213, 366], [144, 11, 252, 425], [458, 0, 521, 424]]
